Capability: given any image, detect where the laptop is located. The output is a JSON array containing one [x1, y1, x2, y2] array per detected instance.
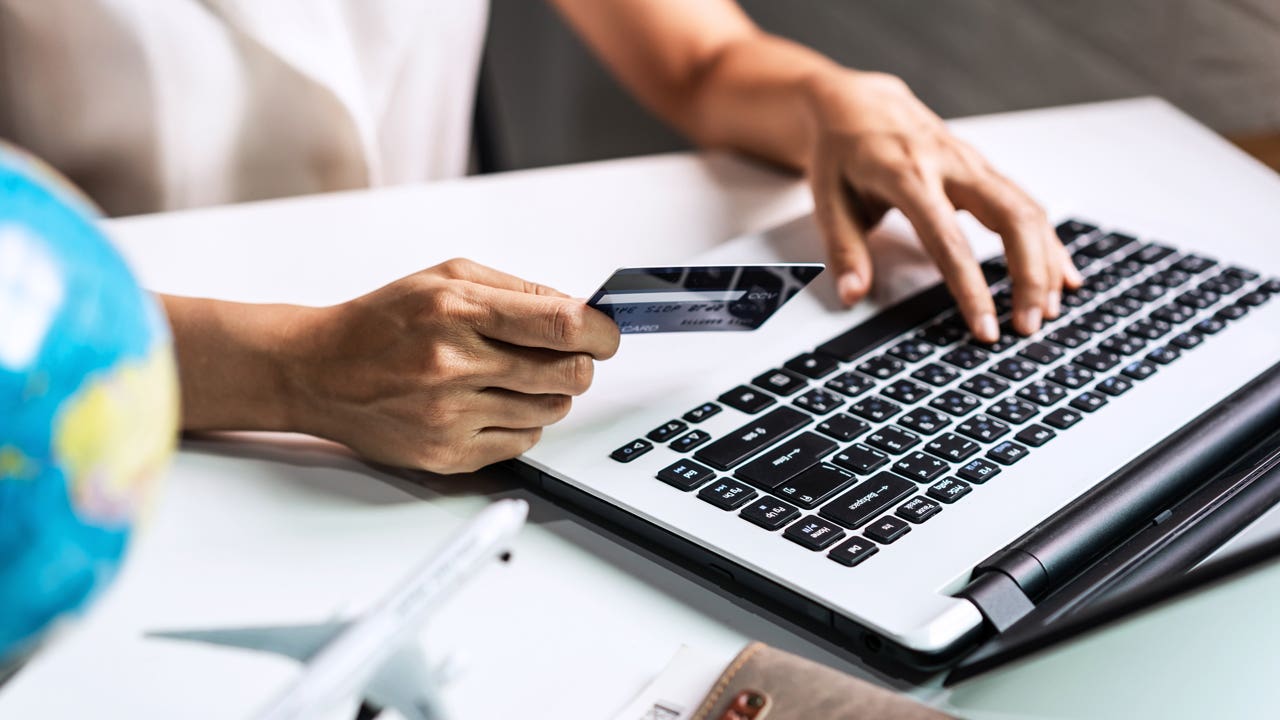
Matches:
[[512, 210, 1280, 676]]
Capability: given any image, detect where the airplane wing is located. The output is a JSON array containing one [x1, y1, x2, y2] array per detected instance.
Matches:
[[362, 644, 447, 720], [147, 622, 350, 663]]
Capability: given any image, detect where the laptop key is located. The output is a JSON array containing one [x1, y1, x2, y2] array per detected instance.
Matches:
[[831, 443, 890, 475], [887, 339, 935, 363], [656, 460, 716, 491], [1043, 407, 1082, 430], [1194, 317, 1225, 335], [792, 388, 844, 415], [1017, 380, 1067, 407], [924, 432, 980, 463], [988, 440, 1030, 465], [610, 439, 653, 463], [785, 352, 839, 379], [882, 379, 931, 404], [820, 472, 916, 529], [1263, 279, 1280, 294], [1014, 424, 1056, 447], [817, 284, 955, 362], [1046, 325, 1090, 349], [752, 369, 808, 396], [694, 406, 810, 470], [719, 385, 775, 414], [1225, 266, 1261, 282], [784, 516, 848, 551], [958, 458, 1002, 484], [1129, 242, 1176, 265], [1127, 318, 1172, 340], [1070, 391, 1109, 413], [1096, 376, 1133, 397], [1239, 291, 1269, 307], [899, 408, 952, 435], [1170, 331, 1203, 350], [1073, 348, 1121, 373], [827, 536, 879, 566], [825, 370, 875, 397], [858, 354, 906, 380], [896, 496, 943, 524], [957, 414, 1011, 443], [959, 374, 1009, 400], [1175, 254, 1217, 274], [777, 463, 858, 509], [646, 419, 688, 443], [942, 345, 990, 370], [1151, 304, 1193, 325], [864, 516, 912, 544], [1098, 333, 1146, 357], [920, 316, 968, 346], [1216, 304, 1247, 322], [1121, 360, 1157, 381], [866, 425, 922, 454], [698, 478, 758, 510], [735, 432, 837, 490], [849, 396, 903, 423], [988, 397, 1038, 424], [1077, 310, 1118, 334], [929, 389, 982, 417], [991, 357, 1038, 382], [683, 402, 722, 423], [816, 413, 871, 442], [1146, 345, 1182, 365], [670, 430, 712, 453], [1078, 231, 1136, 258], [892, 451, 950, 483], [1019, 341, 1064, 365], [1150, 268, 1192, 288], [1046, 364, 1094, 390], [912, 362, 960, 387], [740, 496, 802, 531], [927, 477, 973, 504]]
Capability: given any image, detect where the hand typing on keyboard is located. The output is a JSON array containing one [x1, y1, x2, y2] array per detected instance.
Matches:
[[802, 71, 1084, 341]]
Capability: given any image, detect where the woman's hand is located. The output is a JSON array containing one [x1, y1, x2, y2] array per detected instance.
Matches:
[[805, 70, 1082, 341]]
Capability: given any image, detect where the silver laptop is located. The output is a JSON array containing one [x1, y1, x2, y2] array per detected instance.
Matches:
[[515, 213, 1280, 673]]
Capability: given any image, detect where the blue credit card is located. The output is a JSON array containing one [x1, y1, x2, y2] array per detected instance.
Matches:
[[586, 263, 824, 334]]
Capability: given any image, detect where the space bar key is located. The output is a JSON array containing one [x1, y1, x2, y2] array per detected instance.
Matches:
[[694, 407, 811, 470]]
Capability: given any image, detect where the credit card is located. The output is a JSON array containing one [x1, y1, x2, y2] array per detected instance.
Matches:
[[586, 263, 824, 334]]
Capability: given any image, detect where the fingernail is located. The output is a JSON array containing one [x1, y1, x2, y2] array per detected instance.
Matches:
[[1067, 264, 1084, 286], [1017, 306, 1043, 335], [977, 313, 999, 343], [838, 272, 865, 305], [1047, 291, 1061, 319]]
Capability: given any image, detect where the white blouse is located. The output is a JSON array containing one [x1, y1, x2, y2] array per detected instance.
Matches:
[[0, 0, 489, 216]]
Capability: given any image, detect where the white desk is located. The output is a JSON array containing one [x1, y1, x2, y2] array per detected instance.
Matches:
[[4, 98, 1279, 718]]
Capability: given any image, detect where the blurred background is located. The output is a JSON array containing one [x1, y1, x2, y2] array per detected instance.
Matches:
[[478, 0, 1280, 172]]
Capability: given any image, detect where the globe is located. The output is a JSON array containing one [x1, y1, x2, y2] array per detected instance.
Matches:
[[0, 145, 178, 666]]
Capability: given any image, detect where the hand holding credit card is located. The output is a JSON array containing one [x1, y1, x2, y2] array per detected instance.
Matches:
[[587, 264, 824, 334]]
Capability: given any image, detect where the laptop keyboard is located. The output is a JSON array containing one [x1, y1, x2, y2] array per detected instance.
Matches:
[[608, 220, 1279, 566]]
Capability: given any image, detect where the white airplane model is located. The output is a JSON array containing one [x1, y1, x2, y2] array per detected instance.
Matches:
[[149, 499, 529, 720]]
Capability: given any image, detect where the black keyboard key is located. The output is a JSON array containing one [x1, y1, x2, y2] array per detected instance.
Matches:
[[912, 362, 960, 387], [974, 322, 1019, 354], [670, 430, 712, 452], [1129, 242, 1176, 264], [1151, 304, 1193, 325], [849, 396, 903, 423], [1127, 318, 1172, 340], [988, 397, 1038, 424], [896, 496, 943, 523], [1175, 288, 1218, 310], [647, 419, 688, 443], [988, 441, 1030, 465], [698, 478, 758, 510], [866, 425, 922, 454], [1056, 219, 1098, 244], [695, 406, 811, 470], [924, 432, 980, 463], [1146, 345, 1182, 365], [882, 379, 931, 404], [656, 460, 716, 491], [1047, 364, 1095, 390], [1074, 348, 1121, 372], [1046, 326, 1091, 349], [820, 472, 916, 528], [816, 413, 870, 442], [735, 432, 837, 490], [958, 458, 1002, 484], [899, 407, 952, 435], [1150, 268, 1191, 288], [817, 284, 955, 362], [1225, 266, 1261, 282], [1123, 282, 1167, 303], [740, 497, 801, 530], [892, 451, 950, 483], [887, 339, 936, 363], [1043, 407, 1082, 430], [719, 385, 776, 414], [1078, 231, 1136, 258], [1014, 424, 1056, 447], [957, 414, 1011, 443], [777, 463, 859, 509], [611, 439, 653, 463], [828, 536, 879, 566], [1085, 272, 1122, 294], [858, 354, 906, 380], [1216, 304, 1248, 322], [1061, 287, 1096, 308], [785, 352, 839, 379], [991, 357, 1038, 382], [825, 370, 875, 398], [928, 477, 973, 504], [831, 443, 890, 475], [1077, 310, 1118, 334], [1019, 342, 1064, 365], [784, 516, 848, 550], [1098, 333, 1146, 357], [752, 369, 808, 396], [793, 388, 844, 415], [1194, 317, 1225, 335], [981, 256, 1009, 283], [942, 345, 990, 370], [1121, 360, 1157, 381], [1171, 329, 1206, 350], [1070, 391, 1108, 413], [1175, 254, 1217, 274], [960, 373, 1010, 400], [864, 516, 912, 543], [1099, 297, 1143, 318], [1239, 291, 1269, 307], [920, 315, 969, 346], [929, 389, 982, 416], [1111, 259, 1144, 279], [1017, 380, 1067, 407], [1263, 279, 1280, 295], [1096, 376, 1133, 397], [683, 402, 722, 423]]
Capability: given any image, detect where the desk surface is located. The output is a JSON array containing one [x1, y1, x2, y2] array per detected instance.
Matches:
[[4, 98, 1280, 719]]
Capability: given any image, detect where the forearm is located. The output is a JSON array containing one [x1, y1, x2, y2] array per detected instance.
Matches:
[[161, 294, 314, 432]]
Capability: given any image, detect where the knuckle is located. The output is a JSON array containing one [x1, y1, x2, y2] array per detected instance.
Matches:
[[565, 353, 594, 395], [547, 301, 586, 347], [547, 395, 573, 423], [436, 257, 474, 279]]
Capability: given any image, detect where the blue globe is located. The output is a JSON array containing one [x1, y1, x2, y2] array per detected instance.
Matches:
[[0, 145, 178, 665]]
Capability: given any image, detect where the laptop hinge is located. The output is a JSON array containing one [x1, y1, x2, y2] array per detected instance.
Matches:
[[957, 570, 1035, 632]]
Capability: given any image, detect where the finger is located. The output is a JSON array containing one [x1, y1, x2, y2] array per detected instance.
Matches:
[[810, 155, 875, 306], [439, 427, 544, 474], [434, 257, 570, 298], [1043, 225, 1065, 321], [1058, 238, 1084, 289], [947, 172, 1052, 335], [880, 170, 1000, 343], [475, 342, 596, 396], [470, 388, 573, 429], [468, 286, 621, 359]]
